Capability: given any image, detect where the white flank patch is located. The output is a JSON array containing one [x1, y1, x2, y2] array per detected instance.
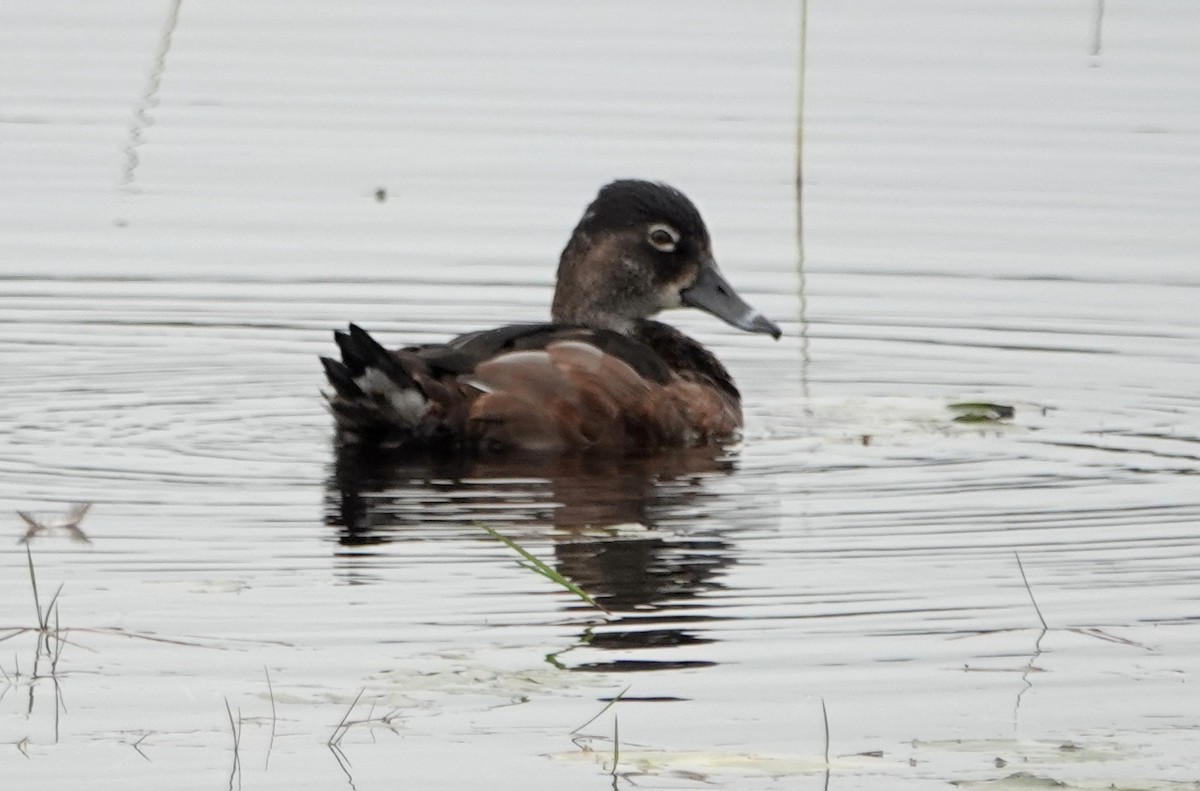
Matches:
[[354, 368, 428, 426], [460, 377, 494, 394]]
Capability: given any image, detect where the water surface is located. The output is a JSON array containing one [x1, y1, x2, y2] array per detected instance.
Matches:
[[2, 1, 1199, 789]]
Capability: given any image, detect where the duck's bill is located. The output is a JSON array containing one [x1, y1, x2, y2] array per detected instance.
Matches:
[[681, 260, 782, 339]]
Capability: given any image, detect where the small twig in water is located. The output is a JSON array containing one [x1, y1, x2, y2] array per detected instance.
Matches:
[[610, 714, 620, 778], [821, 697, 831, 791], [224, 697, 242, 791], [570, 685, 630, 735], [821, 698, 830, 764], [326, 690, 368, 786], [25, 546, 43, 627], [41, 584, 64, 633], [1067, 626, 1151, 650], [49, 611, 66, 674], [263, 666, 277, 769], [129, 732, 151, 761], [1014, 552, 1048, 630], [328, 687, 365, 747], [329, 741, 354, 783], [24, 545, 68, 663]]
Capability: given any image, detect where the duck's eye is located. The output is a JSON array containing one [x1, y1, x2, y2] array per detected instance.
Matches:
[[647, 224, 680, 253]]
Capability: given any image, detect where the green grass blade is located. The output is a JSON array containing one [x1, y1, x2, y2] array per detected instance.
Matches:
[[478, 524, 610, 614]]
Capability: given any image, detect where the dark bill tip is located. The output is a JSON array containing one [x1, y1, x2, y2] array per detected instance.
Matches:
[[742, 311, 782, 340], [681, 260, 782, 340]]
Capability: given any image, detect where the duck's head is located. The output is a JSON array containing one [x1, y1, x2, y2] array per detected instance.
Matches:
[[551, 180, 782, 339]]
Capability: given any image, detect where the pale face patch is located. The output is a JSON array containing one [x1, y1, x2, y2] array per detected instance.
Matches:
[[657, 282, 685, 311], [657, 259, 701, 312]]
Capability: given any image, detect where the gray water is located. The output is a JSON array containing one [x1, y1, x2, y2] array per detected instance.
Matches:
[[3, 2, 1199, 789]]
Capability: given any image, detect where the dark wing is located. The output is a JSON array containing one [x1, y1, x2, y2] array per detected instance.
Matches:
[[412, 322, 672, 385]]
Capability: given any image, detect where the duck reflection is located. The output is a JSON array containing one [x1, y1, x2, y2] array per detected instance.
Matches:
[[325, 445, 739, 670]]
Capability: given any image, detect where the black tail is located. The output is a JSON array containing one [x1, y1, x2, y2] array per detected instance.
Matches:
[[321, 324, 429, 445]]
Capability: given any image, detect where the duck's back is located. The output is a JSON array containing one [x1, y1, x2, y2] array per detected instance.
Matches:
[[321, 322, 741, 454]]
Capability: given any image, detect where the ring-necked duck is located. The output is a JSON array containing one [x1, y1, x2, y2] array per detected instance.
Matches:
[[322, 179, 780, 454]]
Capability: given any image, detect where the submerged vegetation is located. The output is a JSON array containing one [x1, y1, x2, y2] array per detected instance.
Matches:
[[947, 402, 1016, 424]]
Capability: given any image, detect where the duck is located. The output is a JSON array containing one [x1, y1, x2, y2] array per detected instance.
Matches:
[[321, 179, 781, 455]]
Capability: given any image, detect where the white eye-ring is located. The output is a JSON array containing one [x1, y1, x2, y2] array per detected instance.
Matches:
[[647, 223, 680, 253]]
